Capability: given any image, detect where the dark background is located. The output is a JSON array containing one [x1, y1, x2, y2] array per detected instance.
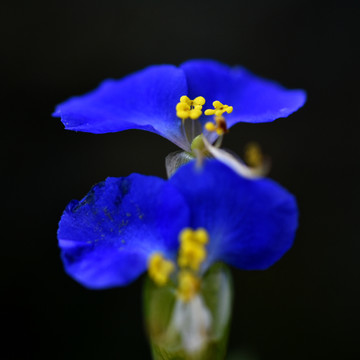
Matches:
[[2, 0, 358, 359]]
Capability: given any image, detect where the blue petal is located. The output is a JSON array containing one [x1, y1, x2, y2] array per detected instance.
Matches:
[[181, 59, 306, 127], [170, 160, 298, 270], [53, 65, 189, 149], [58, 175, 189, 289]]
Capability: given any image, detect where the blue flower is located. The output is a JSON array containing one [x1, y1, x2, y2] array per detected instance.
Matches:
[[58, 159, 298, 291], [53, 59, 306, 152]]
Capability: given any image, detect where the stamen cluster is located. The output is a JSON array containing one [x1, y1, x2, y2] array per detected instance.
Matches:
[[148, 253, 175, 286], [176, 95, 234, 153], [204, 100, 233, 117], [148, 228, 209, 302], [204, 101, 233, 135], [176, 96, 206, 120]]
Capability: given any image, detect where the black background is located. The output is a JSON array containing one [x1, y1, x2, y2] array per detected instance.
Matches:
[[2, 0, 358, 359]]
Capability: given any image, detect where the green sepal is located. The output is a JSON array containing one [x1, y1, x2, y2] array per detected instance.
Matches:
[[143, 263, 233, 360], [165, 150, 194, 178]]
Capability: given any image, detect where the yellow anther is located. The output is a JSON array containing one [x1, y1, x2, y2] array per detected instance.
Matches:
[[148, 252, 175, 286], [180, 228, 209, 245], [205, 116, 228, 136], [179, 228, 193, 242], [204, 100, 233, 117], [176, 95, 206, 120], [177, 270, 200, 302], [178, 241, 206, 271], [178, 228, 209, 271], [194, 228, 209, 244], [180, 95, 192, 105], [204, 122, 216, 132], [244, 142, 263, 167], [189, 108, 202, 120], [176, 102, 191, 120], [192, 96, 206, 106]]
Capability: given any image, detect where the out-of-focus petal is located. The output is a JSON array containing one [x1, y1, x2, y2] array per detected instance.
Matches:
[[58, 175, 189, 289], [170, 160, 298, 271]]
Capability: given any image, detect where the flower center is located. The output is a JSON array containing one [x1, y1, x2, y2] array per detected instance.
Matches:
[[175, 96, 233, 152], [147, 228, 210, 302]]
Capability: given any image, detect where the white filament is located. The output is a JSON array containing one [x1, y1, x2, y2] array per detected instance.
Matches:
[[203, 136, 266, 179], [170, 295, 212, 354]]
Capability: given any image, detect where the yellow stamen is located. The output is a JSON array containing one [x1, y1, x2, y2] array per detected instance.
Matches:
[[204, 100, 233, 117], [178, 228, 209, 271], [204, 122, 216, 132], [244, 142, 263, 167], [177, 270, 200, 302], [148, 252, 175, 286], [176, 95, 206, 120], [205, 116, 228, 136]]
